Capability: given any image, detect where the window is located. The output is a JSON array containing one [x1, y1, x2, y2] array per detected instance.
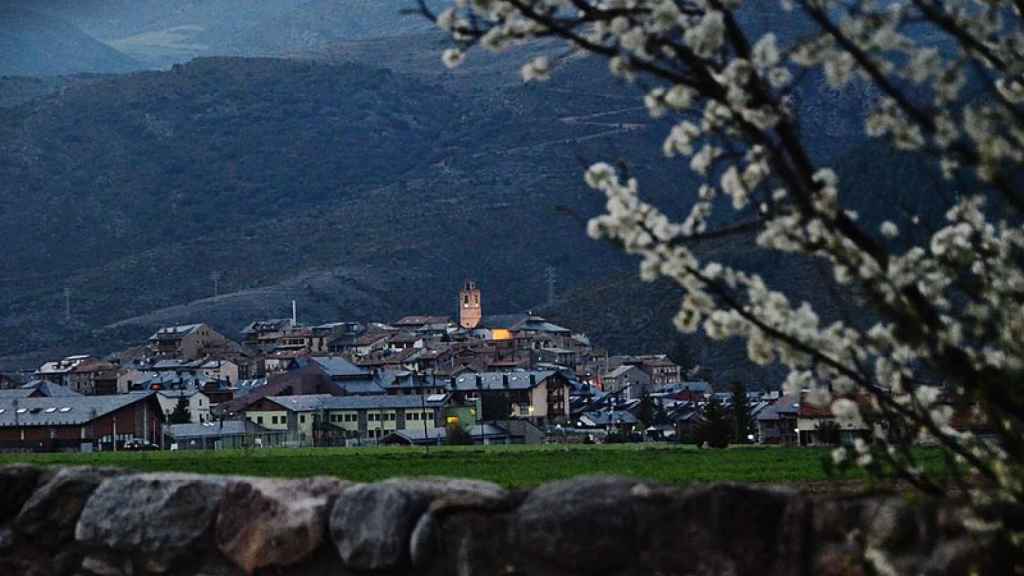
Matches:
[[387, 413, 396, 421], [271, 416, 279, 425], [300, 415, 306, 424], [409, 412, 420, 421], [257, 416, 264, 424]]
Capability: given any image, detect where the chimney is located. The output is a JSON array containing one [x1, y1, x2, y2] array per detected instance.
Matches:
[[292, 300, 298, 327], [530, 374, 536, 387], [502, 374, 509, 388], [475, 374, 483, 388]]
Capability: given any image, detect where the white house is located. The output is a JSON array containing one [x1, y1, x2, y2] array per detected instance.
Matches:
[[157, 389, 211, 424]]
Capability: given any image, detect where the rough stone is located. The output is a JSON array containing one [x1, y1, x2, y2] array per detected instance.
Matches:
[[0, 464, 51, 524], [383, 477, 509, 502], [409, 510, 438, 568], [330, 477, 509, 572], [513, 476, 642, 575], [634, 483, 808, 576], [81, 554, 132, 576], [330, 483, 424, 571], [0, 464, 1011, 576], [75, 473, 227, 567], [15, 466, 121, 543], [215, 476, 347, 574]]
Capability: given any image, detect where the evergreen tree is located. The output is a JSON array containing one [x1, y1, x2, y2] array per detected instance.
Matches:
[[169, 396, 191, 424], [732, 381, 755, 444], [637, 393, 656, 429], [695, 398, 731, 449]]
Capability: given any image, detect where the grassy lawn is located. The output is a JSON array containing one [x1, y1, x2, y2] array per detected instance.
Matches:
[[0, 444, 947, 489]]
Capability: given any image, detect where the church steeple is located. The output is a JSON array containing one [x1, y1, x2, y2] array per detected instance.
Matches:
[[459, 280, 482, 329]]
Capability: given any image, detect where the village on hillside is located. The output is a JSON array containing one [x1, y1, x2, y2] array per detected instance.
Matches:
[[0, 280, 909, 452]]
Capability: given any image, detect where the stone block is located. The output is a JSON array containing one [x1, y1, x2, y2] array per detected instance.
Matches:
[[215, 476, 347, 574], [16, 466, 121, 543], [0, 464, 51, 524], [75, 473, 227, 569]]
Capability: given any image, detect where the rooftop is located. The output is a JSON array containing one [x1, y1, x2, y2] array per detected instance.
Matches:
[[452, 371, 558, 392], [264, 393, 449, 413], [0, 392, 156, 427]]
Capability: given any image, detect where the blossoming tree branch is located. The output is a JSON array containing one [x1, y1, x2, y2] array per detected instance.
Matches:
[[422, 0, 1024, 536]]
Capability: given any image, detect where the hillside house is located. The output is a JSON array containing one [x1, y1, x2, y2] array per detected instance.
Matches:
[[601, 365, 653, 400], [757, 393, 800, 445], [631, 355, 683, 388], [148, 323, 229, 359], [451, 371, 570, 425], [36, 356, 121, 395], [240, 319, 294, 351], [796, 392, 869, 446], [157, 389, 212, 424]]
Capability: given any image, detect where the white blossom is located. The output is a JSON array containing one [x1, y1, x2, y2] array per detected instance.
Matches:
[[435, 0, 1024, 540]]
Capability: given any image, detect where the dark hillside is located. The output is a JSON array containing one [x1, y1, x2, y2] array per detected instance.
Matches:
[[0, 55, 674, 368]]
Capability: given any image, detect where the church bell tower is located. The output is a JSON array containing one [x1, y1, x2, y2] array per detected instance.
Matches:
[[459, 280, 482, 329]]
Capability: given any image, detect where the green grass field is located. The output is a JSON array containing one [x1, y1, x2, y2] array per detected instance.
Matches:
[[0, 444, 947, 489]]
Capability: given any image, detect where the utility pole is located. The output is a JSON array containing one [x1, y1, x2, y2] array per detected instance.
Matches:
[[545, 266, 557, 306], [421, 389, 429, 455], [64, 287, 71, 321], [211, 271, 222, 297]]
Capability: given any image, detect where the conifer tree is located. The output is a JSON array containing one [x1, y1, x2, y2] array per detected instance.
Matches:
[[169, 397, 191, 425], [696, 397, 730, 449], [732, 381, 755, 444]]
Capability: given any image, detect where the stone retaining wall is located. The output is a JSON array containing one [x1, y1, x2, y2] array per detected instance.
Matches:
[[0, 465, 1008, 575]]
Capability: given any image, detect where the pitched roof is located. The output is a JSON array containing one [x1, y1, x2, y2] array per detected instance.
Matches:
[[516, 316, 572, 334], [149, 323, 205, 340], [477, 314, 530, 330], [605, 365, 640, 379], [452, 371, 559, 392], [23, 380, 82, 398], [165, 420, 260, 439], [579, 410, 639, 426], [385, 428, 448, 444], [309, 356, 368, 378], [264, 394, 449, 413], [157, 389, 207, 400], [241, 319, 293, 334], [337, 379, 387, 395], [263, 394, 335, 412], [393, 315, 450, 327], [377, 371, 449, 391], [0, 392, 156, 427], [757, 393, 802, 421], [0, 389, 34, 399]]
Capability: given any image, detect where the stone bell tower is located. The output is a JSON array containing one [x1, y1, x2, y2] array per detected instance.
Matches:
[[459, 280, 482, 329]]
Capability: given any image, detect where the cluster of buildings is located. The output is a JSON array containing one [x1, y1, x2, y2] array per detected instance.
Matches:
[[0, 280, 900, 452]]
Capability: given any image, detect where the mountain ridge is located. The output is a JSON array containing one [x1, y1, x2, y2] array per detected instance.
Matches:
[[0, 5, 140, 76]]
